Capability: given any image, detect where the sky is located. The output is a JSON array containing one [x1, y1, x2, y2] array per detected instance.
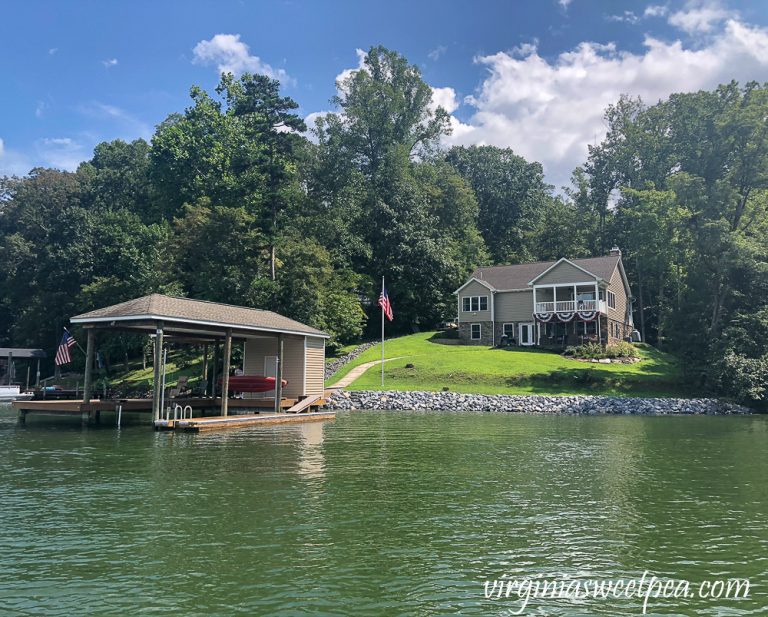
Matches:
[[2, 0, 768, 189]]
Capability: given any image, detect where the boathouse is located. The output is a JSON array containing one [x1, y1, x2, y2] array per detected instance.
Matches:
[[14, 294, 332, 430]]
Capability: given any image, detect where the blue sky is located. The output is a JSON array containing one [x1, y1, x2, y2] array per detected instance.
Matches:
[[2, 0, 768, 187]]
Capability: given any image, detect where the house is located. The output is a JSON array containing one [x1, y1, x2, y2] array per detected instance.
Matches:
[[454, 248, 634, 348]]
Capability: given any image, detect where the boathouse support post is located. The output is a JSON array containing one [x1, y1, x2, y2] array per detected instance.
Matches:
[[221, 329, 232, 417], [151, 322, 164, 423], [36, 358, 40, 387], [83, 329, 95, 404], [202, 343, 209, 396], [211, 340, 220, 399], [274, 334, 284, 414]]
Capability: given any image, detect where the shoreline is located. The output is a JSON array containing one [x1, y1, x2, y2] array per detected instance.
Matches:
[[326, 390, 753, 415]]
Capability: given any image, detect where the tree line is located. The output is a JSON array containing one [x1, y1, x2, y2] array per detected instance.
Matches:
[[1, 47, 766, 404]]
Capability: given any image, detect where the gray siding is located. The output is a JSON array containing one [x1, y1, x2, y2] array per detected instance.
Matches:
[[495, 290, 534, 322], [305, 336, 325, 396], [457, 280, 492, 322], [243, 335, 305, 399], [536, 261, 597, 285]]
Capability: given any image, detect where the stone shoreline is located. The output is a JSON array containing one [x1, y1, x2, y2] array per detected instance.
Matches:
[[325, 390, 752, 415]]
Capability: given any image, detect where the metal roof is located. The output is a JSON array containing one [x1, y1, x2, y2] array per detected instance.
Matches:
[[0, 348, 47, 359], [71, 294, 329, 338]]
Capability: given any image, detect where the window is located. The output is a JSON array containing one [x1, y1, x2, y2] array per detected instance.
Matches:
[[462, 295, 489, 312], [503, 323, 515, 338], [471, 324, 482, 340], [580, 320, 597, 335], [607, 291, 616, 310]]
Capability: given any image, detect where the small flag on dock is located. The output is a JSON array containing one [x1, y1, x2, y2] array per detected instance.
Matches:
[[55, 329, 77, 366]]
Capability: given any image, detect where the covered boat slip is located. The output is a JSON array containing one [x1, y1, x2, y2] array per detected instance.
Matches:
[[13, 294, 332, 431]]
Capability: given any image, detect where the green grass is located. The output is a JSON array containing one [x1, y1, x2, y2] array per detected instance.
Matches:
[[326, 332, 691, 397]]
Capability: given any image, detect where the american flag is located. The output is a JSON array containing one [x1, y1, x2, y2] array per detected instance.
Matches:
[[378, 286, 394, 321], [55, 329, 77, 366]]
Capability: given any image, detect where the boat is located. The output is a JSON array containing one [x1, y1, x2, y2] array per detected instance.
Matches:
[[219, 376, 288, 393], [0, 385, 34, 402]]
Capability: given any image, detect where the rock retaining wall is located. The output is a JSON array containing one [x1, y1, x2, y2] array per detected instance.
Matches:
[[326, 390, 751, 415]]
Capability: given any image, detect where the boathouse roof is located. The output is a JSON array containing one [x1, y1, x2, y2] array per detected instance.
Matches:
[[71, 294, 329, 339]]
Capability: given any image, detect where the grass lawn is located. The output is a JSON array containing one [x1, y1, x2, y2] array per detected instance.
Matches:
[[326, 332, 691, 397]]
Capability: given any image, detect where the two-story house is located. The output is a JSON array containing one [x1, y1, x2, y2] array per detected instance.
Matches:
[[454, 248, 634, 347]]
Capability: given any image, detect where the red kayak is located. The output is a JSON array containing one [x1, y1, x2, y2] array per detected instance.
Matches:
[[218, 375, 288, 393]]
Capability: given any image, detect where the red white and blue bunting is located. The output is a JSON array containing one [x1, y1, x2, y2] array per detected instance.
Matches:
[[577, 310, 598, 322], [534, 310, 599, 323]]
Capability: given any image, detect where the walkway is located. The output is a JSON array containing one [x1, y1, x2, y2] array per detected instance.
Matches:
[[326, 357, 402, 390]]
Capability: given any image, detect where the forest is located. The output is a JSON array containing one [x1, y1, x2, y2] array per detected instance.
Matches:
[[1, 46, 767, 405]]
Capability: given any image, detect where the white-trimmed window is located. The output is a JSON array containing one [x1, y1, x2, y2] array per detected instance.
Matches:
[[471, 324, 482, 340], [607, 290, 616, 310], [462, 295, 488, 312], [503, 323, 515, 338]]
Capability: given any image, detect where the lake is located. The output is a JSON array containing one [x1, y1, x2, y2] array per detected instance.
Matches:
[[1, 405, 766, 616]]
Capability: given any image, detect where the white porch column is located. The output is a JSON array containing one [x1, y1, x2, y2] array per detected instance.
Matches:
[[595, 282, 600, 311], [553, 286, 557, 311], [533, 287, 537, 313]]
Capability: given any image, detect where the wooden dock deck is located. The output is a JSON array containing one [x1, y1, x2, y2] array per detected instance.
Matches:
[[12, 396, 328, 429], [156, 410, 335, 432]]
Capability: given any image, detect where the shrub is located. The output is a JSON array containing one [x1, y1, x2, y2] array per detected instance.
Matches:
[[606, 342, 638, 359], [565, 341, 638, 360]]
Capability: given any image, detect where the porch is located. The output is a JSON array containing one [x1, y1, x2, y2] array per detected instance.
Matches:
[[534, 284, 605, 315]]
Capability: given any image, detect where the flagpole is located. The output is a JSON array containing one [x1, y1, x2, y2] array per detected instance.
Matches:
[[381, 276, 385, 389], [66, 327, 87, 355]]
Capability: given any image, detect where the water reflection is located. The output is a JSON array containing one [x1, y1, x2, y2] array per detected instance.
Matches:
[[296, 420, 326, 480]]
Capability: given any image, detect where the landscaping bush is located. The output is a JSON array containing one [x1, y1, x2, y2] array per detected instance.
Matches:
[[564, 342, 639, 360], [563, 343, 604, 359], [605, 342, 639, 359]]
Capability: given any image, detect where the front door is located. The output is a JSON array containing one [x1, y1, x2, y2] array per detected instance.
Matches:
[[519, 323, 535, 346]]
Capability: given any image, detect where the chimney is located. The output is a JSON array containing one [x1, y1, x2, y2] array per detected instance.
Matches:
[[609, 246, 621, 257]]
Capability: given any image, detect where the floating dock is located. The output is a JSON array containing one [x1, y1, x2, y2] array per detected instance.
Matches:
[[156, 410, 335, 432]]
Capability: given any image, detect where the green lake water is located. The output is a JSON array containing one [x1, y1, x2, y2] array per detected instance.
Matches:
[[1, 405, 767, 616]]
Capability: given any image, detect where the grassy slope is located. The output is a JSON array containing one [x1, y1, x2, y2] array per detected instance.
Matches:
[[327, 332, 690, 397]]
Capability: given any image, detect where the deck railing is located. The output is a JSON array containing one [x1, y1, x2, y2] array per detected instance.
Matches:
[[535, 299, 600, 313]]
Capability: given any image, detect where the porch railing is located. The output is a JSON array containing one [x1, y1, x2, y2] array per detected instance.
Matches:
[[535, 299, 599, 313]]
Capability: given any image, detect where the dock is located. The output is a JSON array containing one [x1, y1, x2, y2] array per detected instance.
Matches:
[[12, 395, 330, 431], [156, 410, 335, 432]]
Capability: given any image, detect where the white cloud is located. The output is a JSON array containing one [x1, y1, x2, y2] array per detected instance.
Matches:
[[444, 19, 768, 189], [607, 11, 639, 24], [428, 45, 447, 61], [35, 137, 85, 171], [558, 0, 573, 9], [35, 101, 47, 118], [668, 0, 732, 34], [0, 138, 4, 157], [102, 58, 118, 68], [192, 34, 293, 84], [335, 48, 367, 86], [430, 87, 460, 114], [644, 4, 668, 18], [48, 47, 58, 55]]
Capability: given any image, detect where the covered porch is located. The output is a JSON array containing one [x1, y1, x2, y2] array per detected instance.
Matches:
[[533, 283, 605, 314]]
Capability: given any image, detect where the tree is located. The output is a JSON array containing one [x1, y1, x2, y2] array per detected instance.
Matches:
[[446, 145, 550, 264]]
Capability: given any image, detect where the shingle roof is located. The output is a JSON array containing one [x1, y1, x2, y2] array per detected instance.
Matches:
[[471, 255, 621, 290], [71, 294, 328, 338]]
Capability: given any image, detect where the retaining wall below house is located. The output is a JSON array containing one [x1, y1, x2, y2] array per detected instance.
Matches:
[[325, 390, 751, 415]]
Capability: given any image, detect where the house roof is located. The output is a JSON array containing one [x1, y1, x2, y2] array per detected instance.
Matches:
[[471, 255, 621, 290], [71, 294, 328, 338]]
